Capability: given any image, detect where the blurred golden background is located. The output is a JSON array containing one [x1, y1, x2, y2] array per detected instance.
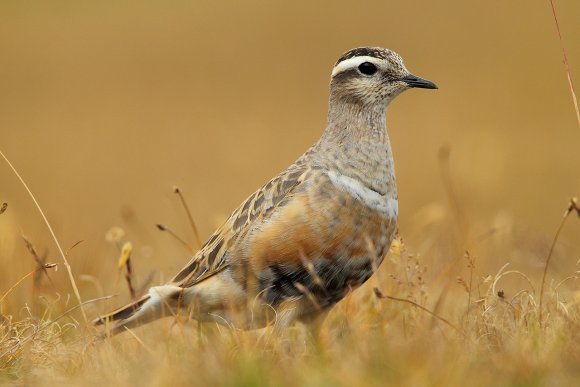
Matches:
[[1, 0, 579, 314]]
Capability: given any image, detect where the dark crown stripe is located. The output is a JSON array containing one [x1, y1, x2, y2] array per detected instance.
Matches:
[[335, 47, 389, 66]]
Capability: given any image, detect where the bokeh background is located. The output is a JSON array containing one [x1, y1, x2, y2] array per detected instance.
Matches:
[[1, 0, 579, 315]]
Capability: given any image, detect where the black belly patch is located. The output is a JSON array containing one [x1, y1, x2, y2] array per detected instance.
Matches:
[[258, 258, 375, 309]]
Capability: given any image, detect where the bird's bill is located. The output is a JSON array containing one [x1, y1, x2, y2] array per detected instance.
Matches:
[[401, 74, 438, 89]]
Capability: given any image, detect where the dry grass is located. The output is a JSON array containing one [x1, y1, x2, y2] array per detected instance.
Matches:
[[2, 145, 579, 386], [1, 143, 579, 386], [1, 1, 580, 386], [1, 198, 579, 386]]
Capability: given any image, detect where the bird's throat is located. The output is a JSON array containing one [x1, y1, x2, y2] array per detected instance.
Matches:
[[315, 100, 396, 199]]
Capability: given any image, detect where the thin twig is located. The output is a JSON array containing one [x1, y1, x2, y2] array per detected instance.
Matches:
[[438, 146, 470, 245], [124, 327, 154, 354], [373, 287, 466, 338], [294, 282, 322, 311], [136, 270, 156, 297], [538, 198, 578, 326], [0, 264, 58, 305], [436, 146, 474, 324], [21, 235, 55, 289], [465, 250, 475, 320], [548, 0, 580, 128], [51, 295, 116, 325], [156, 223, 194, 252], [173, 185, 203, 250], [0, 150, 88, 324], [118, 242, 136, 300]]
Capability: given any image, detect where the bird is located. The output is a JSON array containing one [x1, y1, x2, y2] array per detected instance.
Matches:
[[94, 47, 437, 336]]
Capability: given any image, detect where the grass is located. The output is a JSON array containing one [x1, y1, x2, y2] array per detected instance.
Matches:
[[1, 3, 579, 386], [1, 194, 579, 386]]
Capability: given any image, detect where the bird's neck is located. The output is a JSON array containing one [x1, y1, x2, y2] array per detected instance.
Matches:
[[313, 99, 397, 197], [322, 98, 389, 144]]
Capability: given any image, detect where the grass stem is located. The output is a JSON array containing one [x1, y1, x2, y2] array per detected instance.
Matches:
[[0, 150, 88, 324], [548, 0, 580, 128]]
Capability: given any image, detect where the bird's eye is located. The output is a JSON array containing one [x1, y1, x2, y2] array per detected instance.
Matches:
[[358, 62, 377, 75]]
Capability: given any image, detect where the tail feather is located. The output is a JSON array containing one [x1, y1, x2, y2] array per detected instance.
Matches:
[[93, 294, 151, 326], [93, 285, 186, 336]]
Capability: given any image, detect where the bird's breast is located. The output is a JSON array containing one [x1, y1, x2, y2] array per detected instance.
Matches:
[[326, 169, 398, 219], [234, 172, 397, 312]]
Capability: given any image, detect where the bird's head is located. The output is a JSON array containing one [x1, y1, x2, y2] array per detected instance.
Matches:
[[330, 47, 437, 108]]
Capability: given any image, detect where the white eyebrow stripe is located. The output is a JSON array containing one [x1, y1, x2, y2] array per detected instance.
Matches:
[[332, 56, 382, 77]]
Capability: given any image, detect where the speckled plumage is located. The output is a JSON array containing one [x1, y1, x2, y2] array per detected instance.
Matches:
[[94, 47, 436, 335]]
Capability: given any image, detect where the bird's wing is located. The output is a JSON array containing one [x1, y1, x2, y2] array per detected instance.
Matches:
[[169, 161, 310, 288]]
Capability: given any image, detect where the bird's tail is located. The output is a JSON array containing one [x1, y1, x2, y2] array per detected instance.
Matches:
[[93, 294, 151, 327], [93, 285, 185, 336]]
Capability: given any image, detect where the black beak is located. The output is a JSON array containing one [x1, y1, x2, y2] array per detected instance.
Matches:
[[402, 74, 438, 89]]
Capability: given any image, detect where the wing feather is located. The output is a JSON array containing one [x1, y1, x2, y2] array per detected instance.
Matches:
[[170, 161, 310, 288]]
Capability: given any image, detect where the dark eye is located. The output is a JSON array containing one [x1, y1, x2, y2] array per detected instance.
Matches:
[[358, 62, 377, 75]]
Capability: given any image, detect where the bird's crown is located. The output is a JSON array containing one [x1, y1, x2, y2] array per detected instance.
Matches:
[[335, 47, 399, 66]]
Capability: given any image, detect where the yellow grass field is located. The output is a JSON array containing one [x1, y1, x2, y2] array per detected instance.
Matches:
[[1, 1, 579, 385]]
